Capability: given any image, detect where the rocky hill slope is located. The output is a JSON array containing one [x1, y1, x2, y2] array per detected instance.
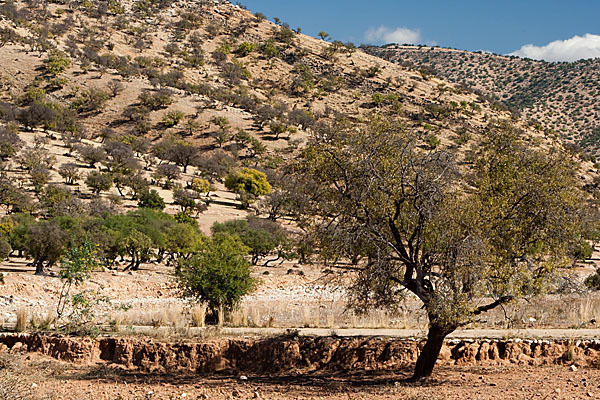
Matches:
[[0, 0, 586, 219], [364, 44, 600, 156], [0, 0, 596, 279]]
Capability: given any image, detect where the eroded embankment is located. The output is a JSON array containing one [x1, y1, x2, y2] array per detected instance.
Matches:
[[1, 334, 599, 373]]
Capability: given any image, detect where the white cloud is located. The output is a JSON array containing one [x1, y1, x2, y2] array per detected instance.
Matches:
[[510, 33, 600, 62], [365, 26, 421, 45]]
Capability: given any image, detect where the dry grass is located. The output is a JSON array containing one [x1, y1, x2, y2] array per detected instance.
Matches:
[[124, 305, 187, 329], [190, 304, 207, 328], [30, 312, 55, 331], [228, 307, 247, 327], [477, 294, 600, 329], [15, 308, 28, 333], [108, 312, 126, 332]]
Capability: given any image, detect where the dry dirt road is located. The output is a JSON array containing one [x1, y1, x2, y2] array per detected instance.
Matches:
[[217, 327, 600, 340]]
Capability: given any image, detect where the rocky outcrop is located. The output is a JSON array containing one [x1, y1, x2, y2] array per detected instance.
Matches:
[[1, 334, 599, 373]]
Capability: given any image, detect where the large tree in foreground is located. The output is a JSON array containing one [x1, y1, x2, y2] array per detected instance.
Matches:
[[294, 118, 584, 380]]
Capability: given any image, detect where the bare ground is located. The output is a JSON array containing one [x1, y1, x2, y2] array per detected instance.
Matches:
[[2, 352, 600, 400]]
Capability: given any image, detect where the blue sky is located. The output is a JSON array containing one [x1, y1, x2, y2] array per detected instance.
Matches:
[[238, 0, 600, 62]]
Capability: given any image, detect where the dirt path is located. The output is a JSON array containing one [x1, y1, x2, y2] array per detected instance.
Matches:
[[77, 326, 600, 340], [218, 327, 600, 340]]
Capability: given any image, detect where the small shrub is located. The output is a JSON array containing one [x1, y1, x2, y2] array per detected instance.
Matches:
[[585, 269, 600, 290], [44, 50, 71, 76], [138, 89, 173, 110], [86, 171, 113, 194], [236, 42, 256, 57], [425, 134, 441, 149], [162, 110, 185, 127]]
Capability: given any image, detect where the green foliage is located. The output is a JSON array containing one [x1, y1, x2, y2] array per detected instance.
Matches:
[[294, 117, 585, 378], [365, 66, 380, 78], [212, 116, 230, 131], [70, 88, 109, 114], [138, 90, 173, 110], [190, 178, 211, 196], [86, 171, 113, 194], [25, 220, 69, 275], [138, 189, 165, 210], [573, 239, 593, 261], [0, 236, 11, 260], [212, 217, 292, 265], [225, 168, 272, 208], [44, 50, 71, 76], [261, 40, 279, 58], [424, 134, 441, 149], [174, 211, 197, 226], [176, 233, 256, 319], [57, 239, 99, 320], [585, 269, 600, 290], [165, 223, 205, 262], [371, 93, 384, 106], [269, 120, 287, 139], [162, 110, 185, 127], [236, 42, 256, 57]]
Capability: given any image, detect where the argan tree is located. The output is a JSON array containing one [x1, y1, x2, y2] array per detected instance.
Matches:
[[293, 118, 585, 380], [225, 168, 272, 208], [176, 233, 255, 322], [166, 141, 199, 173]]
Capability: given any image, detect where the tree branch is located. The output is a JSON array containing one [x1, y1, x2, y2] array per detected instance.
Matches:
[[473, 295, 514, 316]]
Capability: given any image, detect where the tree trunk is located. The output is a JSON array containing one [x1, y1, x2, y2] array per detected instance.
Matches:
[[34, 259, 45, 275], [411, 323, 453, 380]]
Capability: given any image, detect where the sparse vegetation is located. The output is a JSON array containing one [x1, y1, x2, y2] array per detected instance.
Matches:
[[0, 0, 597, 390]]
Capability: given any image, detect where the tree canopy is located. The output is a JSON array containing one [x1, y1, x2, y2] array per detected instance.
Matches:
[[176, 232, 256, 321], [293, 117, 585, 380]]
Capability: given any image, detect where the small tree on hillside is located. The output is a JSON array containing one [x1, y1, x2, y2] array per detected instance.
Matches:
[[225, 168, 271, 209], [154, 163, 180, 189], [58, 163, 81, 185], [138, 189, 166, 210], [44, 50, 71, 76], [86, 171, 113, 195], [76, 144, 107, 168], [166, 141, 199, 173], [212, 217, 292, 265], [56, 239, 99, 319]]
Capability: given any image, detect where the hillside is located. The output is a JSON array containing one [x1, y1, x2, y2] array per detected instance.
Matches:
[[0, 0, 587, 224], [0, 0, 597, 331], [364, 44, 600, 156], [2, 1, 600, 396]]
